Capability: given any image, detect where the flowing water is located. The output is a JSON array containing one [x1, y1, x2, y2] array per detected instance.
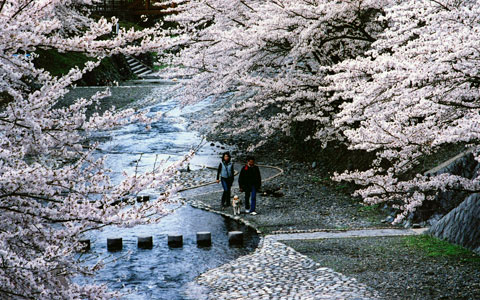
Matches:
[[69, 82, 259, 299]]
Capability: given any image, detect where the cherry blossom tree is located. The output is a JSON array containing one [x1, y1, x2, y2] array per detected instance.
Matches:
[[164, 0, 480, 223], [330, 0, 480, 222], [163, 0, 390, 147], [0, 1, 184, 299]]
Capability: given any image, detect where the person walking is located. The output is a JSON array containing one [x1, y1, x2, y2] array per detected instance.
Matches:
[[216, 152, 235, 208], [238, 156, 261, 215]]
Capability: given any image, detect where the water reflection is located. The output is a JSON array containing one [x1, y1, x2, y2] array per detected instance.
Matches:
[[80, 205, 259, 300], [71, 84, 257, 299]]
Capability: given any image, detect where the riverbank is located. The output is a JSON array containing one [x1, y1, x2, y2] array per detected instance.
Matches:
[[59, 82, 166, 115], [183, 158, 392, 235], [285, 236, 480, 300], [183, 123, 480, 299], [184, 159, 480, 299], [64, 81, 480, 299]]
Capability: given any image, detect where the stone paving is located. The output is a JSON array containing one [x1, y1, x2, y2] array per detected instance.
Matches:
[[184, 238, 380, 300], [182, 165, 428, 300], [267, 228, 428, 242], [175, 167, 217, 191]]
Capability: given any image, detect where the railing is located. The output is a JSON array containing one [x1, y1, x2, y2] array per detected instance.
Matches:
[[93, 0, 179, 16]]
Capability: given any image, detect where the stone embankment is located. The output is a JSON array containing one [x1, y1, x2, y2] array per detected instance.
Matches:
[[429, 193, 480, 254], [423, 150, 480, 254]]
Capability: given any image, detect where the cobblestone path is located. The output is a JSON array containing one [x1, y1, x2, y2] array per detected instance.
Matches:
[[185, 238, 380, 300], [182, 165, 428, 300]]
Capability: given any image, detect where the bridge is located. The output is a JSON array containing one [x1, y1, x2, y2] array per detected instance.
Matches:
[[93, 0, 180, 16]]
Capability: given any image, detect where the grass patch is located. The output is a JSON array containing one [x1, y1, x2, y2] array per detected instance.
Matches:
[[404, 235, 480, 260], [309, 175, 329, 184], [357, 203, 381, 212], [34, 49, 93, 77]]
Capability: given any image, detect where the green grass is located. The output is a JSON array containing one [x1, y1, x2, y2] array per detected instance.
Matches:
[[357, 203, 381, 212], [334, 183, 350, 191], [34, 49, 93, 77], [404, 235, 480, 261], [309, 175, 330, 184]]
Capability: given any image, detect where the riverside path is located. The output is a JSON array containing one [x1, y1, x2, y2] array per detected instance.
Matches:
[[181, 164, 427, 300]]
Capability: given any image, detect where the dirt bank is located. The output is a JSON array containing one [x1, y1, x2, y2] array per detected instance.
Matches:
[[185, 105, 480, 300], [285, 236, 480, 300]]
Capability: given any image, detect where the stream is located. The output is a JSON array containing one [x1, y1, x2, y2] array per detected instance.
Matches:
[[68, 81, 259, 299]]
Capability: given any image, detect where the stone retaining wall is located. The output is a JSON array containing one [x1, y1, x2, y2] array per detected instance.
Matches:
[[417, 152, 477, 221], [429, 193, 480, 254], [423, 151, 480, 254]]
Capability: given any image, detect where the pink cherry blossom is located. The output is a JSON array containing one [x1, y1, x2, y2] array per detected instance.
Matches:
[[0, 1, 185, 298]]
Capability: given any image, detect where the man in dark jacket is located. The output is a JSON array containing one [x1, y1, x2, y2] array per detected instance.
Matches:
[[238, 156, 261, 215]]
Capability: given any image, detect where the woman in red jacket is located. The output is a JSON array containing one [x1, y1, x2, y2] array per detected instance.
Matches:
[[238, 156, 261, 215]]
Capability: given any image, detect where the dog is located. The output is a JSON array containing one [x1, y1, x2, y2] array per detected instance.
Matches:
[[232, 195, 241, 215]]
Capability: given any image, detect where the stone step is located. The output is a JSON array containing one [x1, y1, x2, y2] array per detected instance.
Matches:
[[129, 60, 141, 66], [137, 70, 154, 77], [125, 55, 155, 78], [131, 64, 146, 72], [131, 67, 151, 75], [140, 74, 181, 80], [128, 79, 177, 84]]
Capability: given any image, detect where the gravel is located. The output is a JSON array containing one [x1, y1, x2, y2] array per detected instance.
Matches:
[[283, 237, 480, 300], [189, 115, 480, 300], [185, 159, 392, 234]]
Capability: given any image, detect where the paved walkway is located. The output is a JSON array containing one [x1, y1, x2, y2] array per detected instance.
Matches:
[[185, 226, 427, 299], [266, 227, 428, 242], [183, 166, 429, 300], [185, 238, 380, 300]]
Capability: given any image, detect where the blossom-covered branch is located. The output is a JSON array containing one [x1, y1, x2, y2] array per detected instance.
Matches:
[[330, 0, 480, 221], [0, 0, 183, 298], [163, 0, 389, 147]]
